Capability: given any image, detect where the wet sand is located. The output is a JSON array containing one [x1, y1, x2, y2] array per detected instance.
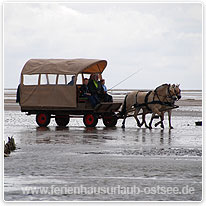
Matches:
[[4, 91, 202, 201]]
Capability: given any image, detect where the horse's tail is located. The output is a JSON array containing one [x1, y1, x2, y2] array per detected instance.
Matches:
[[120, 94, 128, 117]]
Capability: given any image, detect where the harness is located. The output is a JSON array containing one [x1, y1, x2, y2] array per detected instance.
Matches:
[[134, 89, 174, 111]]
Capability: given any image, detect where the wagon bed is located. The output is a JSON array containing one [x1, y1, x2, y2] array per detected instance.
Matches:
[[22, 101, 122, 128], [22, 102, 122, 114]]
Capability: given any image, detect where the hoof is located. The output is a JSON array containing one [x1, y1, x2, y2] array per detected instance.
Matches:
[[161, 125, 164, 129], [122, 125, 125, 129], [4, 153, 9, 157], [169, 126, 174, 129]]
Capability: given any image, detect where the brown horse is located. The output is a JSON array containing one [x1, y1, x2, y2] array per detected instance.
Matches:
[[151, 84, 181, 129], [121, 84, 178, 129], [139, 92, 178, 129]]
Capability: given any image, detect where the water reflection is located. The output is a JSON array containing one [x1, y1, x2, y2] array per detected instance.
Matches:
[[159, 129, 173, 145], [55, 126, 69, 131], [168, 130, 172, 145], [135, 128, 147, 143], [142, 129, 146, 143], [83, 127, 97, 133], [159, 130, 164, 145], [33, 124, 175, 146], [36, 127, 50, 132], [36, 136, 51, 144], [83, 135, 99, 139], [133, 128, 174, 146], [102, 127, 117, 132]]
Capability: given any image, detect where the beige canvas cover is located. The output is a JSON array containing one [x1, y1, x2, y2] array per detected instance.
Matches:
[[20, 58, 107, 109], [21, 59, 107, 75], [20, 85, 76, 108]]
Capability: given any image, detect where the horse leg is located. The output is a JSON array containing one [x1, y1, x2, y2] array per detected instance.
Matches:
[[122, 116, 126, 128], [141, 109, 150, 128], [149, 109, 163, 129], [121, 111, 127, 128], [134, 108, 141, 127], [168, 110, 173, 129], [144, 116, 150, 128], [160, 114, 164, 129], [155, 112, 165, 129], [140, 113, 145, 127], [155, 112, 164, 128], [155, 121, 161, 127], [149, 113, 156, 129]]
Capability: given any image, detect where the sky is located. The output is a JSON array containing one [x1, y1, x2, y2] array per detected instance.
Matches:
[[3, 2, 202, 90]]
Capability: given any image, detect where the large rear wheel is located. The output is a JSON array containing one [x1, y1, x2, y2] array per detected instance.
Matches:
[[103, 115, 118, 127], [83, 114, 98, 127], [36, 113, 51, 127], [55, 115, 70, 127]]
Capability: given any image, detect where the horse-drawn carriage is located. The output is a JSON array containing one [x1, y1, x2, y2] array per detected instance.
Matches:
[[17, 58, 181, 129], [17, 59, 122, 127]]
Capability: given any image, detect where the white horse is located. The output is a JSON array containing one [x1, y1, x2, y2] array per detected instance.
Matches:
[[121, 84, 179, 129]]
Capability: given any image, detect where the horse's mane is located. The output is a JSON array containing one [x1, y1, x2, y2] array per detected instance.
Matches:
[[154, 83, 169, 92]]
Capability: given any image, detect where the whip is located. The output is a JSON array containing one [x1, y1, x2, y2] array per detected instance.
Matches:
[[108, 68, 143, 91]]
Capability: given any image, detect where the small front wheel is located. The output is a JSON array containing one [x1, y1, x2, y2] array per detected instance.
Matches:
[[103, 115, 118, 127], [55, 115, 70, 126], [83, 114, 98, 127], [36, 113, 51, 127]]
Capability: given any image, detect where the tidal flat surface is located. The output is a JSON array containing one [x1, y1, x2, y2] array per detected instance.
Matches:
[[4, 108, 202, 201]]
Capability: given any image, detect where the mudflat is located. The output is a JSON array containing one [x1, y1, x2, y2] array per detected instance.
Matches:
[[4, 90, 202, 201]]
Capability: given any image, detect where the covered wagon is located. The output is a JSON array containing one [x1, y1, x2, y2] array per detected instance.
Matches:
[[17, 59, 122, 127]]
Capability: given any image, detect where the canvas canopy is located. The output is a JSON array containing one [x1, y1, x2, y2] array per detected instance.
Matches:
[[20, 58, 107, 109], [21, 59, 107, 75]]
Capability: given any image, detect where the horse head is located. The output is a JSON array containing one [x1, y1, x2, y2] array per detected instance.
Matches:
[[174, 84, 181, 100], [167, 84, 181, 101], [155, 84, 174, 99]]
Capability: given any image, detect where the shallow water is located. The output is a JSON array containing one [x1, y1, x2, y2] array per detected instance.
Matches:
[[4, 109, 202, 201]]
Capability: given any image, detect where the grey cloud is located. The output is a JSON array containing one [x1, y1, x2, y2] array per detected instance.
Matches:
[[4, 3, 202, 89]]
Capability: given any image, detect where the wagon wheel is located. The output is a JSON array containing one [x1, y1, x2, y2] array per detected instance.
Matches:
[[83, 114, 98, 127], [55, 115, 70, 127], [103, 115, 118, 127], [36, 113, 51, 127]]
